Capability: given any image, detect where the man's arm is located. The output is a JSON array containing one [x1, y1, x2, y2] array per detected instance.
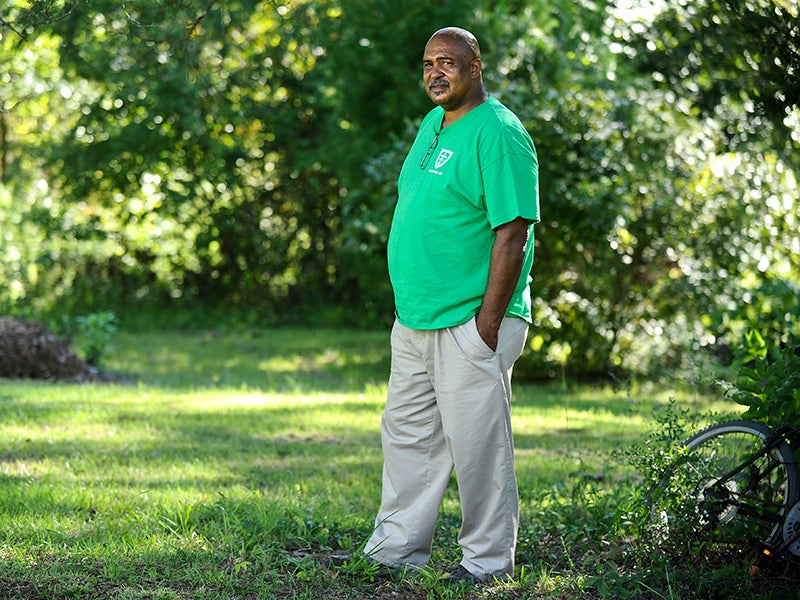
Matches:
[[475, 216, 530, 351]]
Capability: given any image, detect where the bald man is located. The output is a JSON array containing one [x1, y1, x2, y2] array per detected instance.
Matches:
[[364, 27, 540, 583]]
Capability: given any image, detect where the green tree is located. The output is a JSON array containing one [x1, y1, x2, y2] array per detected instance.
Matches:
[[1, 0, 797, 378], [625, 0, 799, 165], [618, 0, 800, 355]]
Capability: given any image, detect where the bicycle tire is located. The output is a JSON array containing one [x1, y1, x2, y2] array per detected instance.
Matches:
[[647, 419, 800, 555], [682, 420, 800, 550]]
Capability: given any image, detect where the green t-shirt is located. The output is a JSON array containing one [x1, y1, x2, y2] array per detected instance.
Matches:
[[388, 96, 540, 330]]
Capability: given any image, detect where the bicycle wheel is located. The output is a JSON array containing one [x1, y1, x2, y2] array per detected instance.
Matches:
[[649, 420, 800, 554], [687, 420, 800, 549]]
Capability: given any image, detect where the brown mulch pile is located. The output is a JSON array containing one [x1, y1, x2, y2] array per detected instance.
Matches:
[[0, 317, 115, 382]]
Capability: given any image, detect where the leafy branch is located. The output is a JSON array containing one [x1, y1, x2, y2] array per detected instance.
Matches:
[[0, 0, 73, 40], [716, 330, 800, 427]]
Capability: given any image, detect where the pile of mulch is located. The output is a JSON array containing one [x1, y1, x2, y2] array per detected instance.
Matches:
[[0, 317, 114, 382]]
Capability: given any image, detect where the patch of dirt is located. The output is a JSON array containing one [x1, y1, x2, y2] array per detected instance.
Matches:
[[0, 317, 116, 383]]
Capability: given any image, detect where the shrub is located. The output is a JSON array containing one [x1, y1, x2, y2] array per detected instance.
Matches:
[[716, 330, 800, 428], [76, 311, 119, 367]]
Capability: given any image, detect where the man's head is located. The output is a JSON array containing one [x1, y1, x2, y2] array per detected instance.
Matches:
[[422, 27, 485, 115]]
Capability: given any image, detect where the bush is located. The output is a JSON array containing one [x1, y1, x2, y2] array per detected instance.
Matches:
[[76, 311, 119, 367], [716, 330, 800, 428]]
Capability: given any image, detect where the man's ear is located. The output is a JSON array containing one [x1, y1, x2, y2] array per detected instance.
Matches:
[[471, 58, 482, 79]]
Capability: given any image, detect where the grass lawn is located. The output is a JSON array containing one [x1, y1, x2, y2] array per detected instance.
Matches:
[[1, 328, 794, 599]]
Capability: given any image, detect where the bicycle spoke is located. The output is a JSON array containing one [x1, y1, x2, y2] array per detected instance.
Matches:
[[648, 420, 800, 557]]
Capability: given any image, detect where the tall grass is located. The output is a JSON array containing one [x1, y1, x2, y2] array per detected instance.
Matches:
[[0, 328, 792, 599]]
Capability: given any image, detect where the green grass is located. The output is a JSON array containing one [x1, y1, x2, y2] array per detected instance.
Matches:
[[0, 328, 794, 599]]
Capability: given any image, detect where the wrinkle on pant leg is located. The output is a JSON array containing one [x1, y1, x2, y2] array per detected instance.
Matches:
[[365, 318, 527, 575], [365, 322, 453, 567], [437, 317, 528, 579]]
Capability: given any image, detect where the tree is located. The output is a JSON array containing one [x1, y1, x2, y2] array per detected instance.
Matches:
[[624, 0, 799, 165], [1, 0, 797, 378], [616, 0, 800, 356]]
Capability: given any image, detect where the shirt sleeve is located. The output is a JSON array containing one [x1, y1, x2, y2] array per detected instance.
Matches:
[[480, 126, 540, 230]]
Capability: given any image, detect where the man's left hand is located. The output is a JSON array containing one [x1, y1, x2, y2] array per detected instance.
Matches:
[[475, 312, 500, 351]]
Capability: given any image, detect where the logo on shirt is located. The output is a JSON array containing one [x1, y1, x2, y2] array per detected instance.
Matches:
[[434, 149, 453, 169]]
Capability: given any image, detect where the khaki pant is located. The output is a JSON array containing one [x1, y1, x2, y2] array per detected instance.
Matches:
[[365, 317, 528, 579]]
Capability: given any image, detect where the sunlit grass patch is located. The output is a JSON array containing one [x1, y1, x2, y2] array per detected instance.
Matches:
[[0, 327, 767, 599], [107, 328, 390, 392]]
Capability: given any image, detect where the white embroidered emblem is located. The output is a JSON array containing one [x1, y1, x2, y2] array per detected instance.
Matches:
[[434, 149, 453, 169]]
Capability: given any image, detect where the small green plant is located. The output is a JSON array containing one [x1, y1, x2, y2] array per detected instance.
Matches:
[[76, 310, 119, 366], [620, 400, 705, 557], [716, 330, 800, 427]]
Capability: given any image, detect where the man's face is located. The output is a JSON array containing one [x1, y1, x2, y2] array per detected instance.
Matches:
[[422, 35, 478, 111]]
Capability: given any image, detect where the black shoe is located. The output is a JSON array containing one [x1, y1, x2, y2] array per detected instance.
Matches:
[[326, 553, 352, 567], [445, 564, 482, 584]]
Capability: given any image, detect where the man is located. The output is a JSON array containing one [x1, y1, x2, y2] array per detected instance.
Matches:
[[364, 26, 540, 583]]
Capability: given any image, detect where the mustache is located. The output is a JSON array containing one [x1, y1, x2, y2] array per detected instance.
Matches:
[[428, 79, 449, 89]]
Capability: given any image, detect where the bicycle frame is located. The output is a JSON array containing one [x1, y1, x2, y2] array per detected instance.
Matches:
[[699, 426, 800, 528]]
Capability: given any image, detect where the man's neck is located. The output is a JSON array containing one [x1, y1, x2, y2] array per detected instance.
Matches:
[[442, 90, 489, 127]]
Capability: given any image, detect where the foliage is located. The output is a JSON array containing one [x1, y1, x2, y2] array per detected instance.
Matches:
[[75, 310, 119, 366], [626, 0, 800, 166], [716, 330, 800, 427], [624, 395, 800, 598], [1, 327, 798, 597], [1, 0, 799, 377], [623, 400, 711, 560]]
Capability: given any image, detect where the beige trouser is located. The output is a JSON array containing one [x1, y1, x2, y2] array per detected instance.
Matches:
[[365, 317, 528, 580]]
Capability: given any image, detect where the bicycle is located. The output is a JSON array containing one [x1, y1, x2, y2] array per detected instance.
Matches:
[[647, 345, 800, 558], [648, 418, 800, 560], [645, 340, 800, 564]]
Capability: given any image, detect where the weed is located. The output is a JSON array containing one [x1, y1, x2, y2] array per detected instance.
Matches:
[[75, 310, 119, 366]]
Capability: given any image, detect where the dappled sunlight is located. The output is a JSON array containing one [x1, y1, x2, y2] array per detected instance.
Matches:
[[0, 381, 385, 495], [1, 333, 788, 599], [187, 387, 388, 409], [509, 381, 742, 490], [106, 329, 391, 393], [3, 0, 798, 592]]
